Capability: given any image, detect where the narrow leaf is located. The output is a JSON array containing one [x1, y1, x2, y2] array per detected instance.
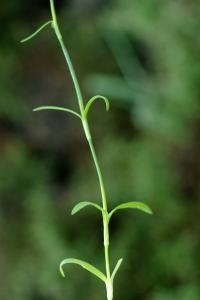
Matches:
[[109, 201, 153, 219], [33, 106, 82, 119], [84, 95, 110, 118], [111, 258, 123, 281], [60, 258, 107, 283], [21, 21, 52, 43], [71, 201, 103, 215]]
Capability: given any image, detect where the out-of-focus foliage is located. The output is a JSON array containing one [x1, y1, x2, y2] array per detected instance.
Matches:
[[0, 1, 200, 300]]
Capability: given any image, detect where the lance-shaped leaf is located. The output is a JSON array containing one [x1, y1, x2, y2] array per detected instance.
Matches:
[[109, 201, 153, 219], [60, 258, 107, 283], [111, 258, 123, 282], [33, 106, 82, 119], [84, 95, 110, 118], [21, 21, 52, 43], [71, 201, 104, 215]]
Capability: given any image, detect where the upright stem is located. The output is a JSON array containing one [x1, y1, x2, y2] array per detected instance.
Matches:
[[50, 0, 84, 115], [49, 1, 112, 299]]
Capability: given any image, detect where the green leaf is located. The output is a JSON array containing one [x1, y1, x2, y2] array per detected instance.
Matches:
[[84, 95, 110, 118], [21, 21, 52, 43], [60, 258, 107, 283], [111, 258, 123, 282], [71, 201, 103, 215], [33, 106, 82, 119], [109, 201, 153, 219]]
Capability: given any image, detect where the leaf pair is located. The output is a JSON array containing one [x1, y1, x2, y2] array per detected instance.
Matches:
[[31, 94, 109, 123], [60, 257, 123, 285], [71, 200, 153, 220]]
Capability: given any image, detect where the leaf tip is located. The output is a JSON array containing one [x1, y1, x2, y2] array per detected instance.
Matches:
[[33, 107, 41, 112], [146, 207, 153, 215], [71, 209, 76, 216], [20, 36, 32, 43], [106, 101, 110, 112], [60, 265, 66, 278]]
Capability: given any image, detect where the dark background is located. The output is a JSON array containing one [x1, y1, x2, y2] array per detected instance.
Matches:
[[1, 0, 200, 299]]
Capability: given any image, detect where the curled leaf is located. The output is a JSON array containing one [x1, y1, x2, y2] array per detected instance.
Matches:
[[60, 258, 107, 283], [84, 95, 110, 118], [109, 201, 153, 219], [111, 258, 123, 282], [33, 106, 81, 119], [71, 201, 103, 215], [21, 21, 52, 43]]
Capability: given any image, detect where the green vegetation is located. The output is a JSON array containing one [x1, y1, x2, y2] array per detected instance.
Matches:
[[21, 1, 152, 299], [0, 0, 200, 299]]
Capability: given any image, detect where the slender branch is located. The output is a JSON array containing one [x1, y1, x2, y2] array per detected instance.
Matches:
[[49, 1, 112, 299]]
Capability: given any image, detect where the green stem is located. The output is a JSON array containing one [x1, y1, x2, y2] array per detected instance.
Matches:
[[49, 1, 112, 299], [85, 123, 112, 296], [50, 0, 84, 115]]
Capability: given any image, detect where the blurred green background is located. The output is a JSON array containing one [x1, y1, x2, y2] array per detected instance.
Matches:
[[1, 0, 200, 299]]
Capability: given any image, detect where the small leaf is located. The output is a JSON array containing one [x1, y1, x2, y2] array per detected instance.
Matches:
[[21, 21, 52, 43], [60, 258, 107, 283], [111, 258, 123, 281], [109, 201, 153, 219], [33, 106, 82, 119], [71, 201, 103, 215], [84, 95, 110, 118]]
